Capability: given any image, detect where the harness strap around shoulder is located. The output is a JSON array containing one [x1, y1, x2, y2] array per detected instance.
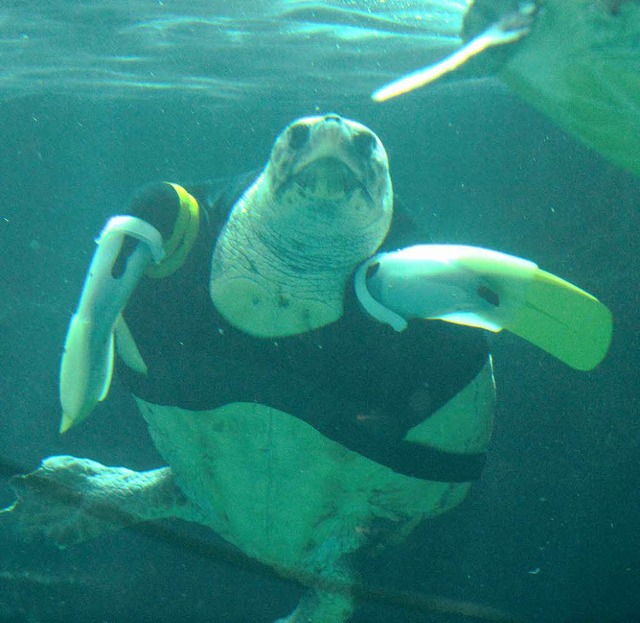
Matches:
[[146, 182, 200, 278]]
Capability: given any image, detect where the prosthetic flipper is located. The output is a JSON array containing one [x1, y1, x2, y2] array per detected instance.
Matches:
[[355, 245, 612, 371], [59, 216, 165, 433]]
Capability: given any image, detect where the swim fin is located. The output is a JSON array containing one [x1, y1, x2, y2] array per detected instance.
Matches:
[[355, 245, 612, 371], [59, 216, 165, 433]]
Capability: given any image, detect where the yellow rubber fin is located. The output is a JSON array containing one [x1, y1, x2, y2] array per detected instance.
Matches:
[[357, 245, 612, 371], [507, 269, 612, 371], [436, 253, 613, 371]]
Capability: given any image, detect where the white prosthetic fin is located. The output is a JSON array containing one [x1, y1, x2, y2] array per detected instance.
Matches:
[[355, 245, 612, 371], [114, 315, 148, 375], [59, 216, 165, 433]]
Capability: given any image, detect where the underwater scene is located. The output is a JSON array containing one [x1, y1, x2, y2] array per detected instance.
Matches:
[[1, 1, 639, 622]]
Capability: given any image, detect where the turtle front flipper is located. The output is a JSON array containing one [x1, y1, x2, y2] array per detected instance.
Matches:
[[0, 456, 188, 548]]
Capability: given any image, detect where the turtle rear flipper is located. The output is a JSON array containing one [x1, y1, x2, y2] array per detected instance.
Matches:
[[0, 456, 184, 548]]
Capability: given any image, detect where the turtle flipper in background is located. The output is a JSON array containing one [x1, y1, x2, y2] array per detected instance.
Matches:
[[0, 456, 190, 548], [373, 0, 640, 179]]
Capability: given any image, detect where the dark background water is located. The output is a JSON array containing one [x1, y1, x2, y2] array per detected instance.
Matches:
[[0, 79, 639, 623]]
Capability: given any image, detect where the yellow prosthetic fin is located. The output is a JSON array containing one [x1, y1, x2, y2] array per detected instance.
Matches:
[[506, 268, 612, 371], [355, 245, 612, 371]]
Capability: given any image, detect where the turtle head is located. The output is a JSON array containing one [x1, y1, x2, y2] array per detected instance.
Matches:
[[210, 115, 393, 337], [258, 114, 393, 270]]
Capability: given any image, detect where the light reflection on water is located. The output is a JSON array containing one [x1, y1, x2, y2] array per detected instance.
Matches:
[[0, 0, 469, 101]]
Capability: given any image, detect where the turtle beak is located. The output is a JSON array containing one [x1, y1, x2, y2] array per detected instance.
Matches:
[[291, 157, 370, 201]]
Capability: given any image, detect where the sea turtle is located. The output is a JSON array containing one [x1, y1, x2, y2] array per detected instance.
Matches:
[[1, 115, 612, 622], [373, 0, 640, 179]]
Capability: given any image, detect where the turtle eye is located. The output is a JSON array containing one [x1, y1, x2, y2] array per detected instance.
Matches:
[[353, 131, 377, 159], [288, 124, 310, 151]]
